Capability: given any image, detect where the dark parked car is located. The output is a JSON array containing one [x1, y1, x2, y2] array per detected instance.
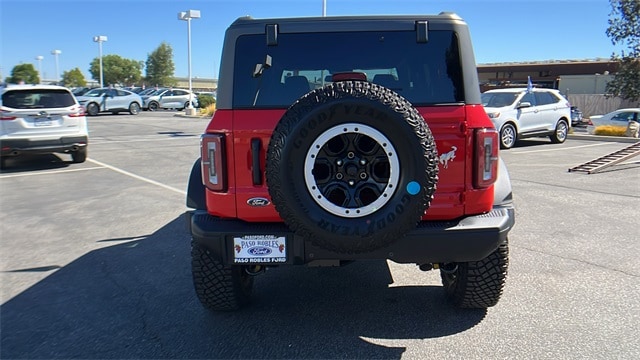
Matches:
[[571, 106, 583, 126]]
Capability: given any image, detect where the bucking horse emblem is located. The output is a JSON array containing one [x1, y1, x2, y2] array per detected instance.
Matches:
[[439, 146, 457, 169]]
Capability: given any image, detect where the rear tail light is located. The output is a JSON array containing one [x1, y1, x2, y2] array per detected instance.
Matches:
[[474, 128, 499, 188], [201, 133, 227, 191], [587, 119, 594, 126], [68, 105, 85, 117], [0, 114, 17, 120], [0, 107, 16, 120]]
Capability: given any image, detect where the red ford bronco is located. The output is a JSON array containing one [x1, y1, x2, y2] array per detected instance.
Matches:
[[185, 13, 515, 311]]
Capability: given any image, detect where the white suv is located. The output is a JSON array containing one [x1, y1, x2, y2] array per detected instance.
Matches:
[[142, 88, 198, 111], [481, 88, 571, 149], [0, 85, 88, 167]]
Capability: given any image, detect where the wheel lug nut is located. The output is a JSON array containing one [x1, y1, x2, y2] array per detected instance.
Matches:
[[348, 180, 355, 186], [336, 173, 344, 180], [359, 172, 367, 179], [336, 160, 343, 166], [347, 152, 355, 159], [360, 159, 366, 165]]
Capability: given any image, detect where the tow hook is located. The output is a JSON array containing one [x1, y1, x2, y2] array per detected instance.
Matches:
[[418, 263, 434, 271], [439, 263, 459, 274], [245, 265, 266, 276]]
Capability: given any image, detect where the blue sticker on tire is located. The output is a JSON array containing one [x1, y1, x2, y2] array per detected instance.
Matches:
[[406, 181, 420, 195]]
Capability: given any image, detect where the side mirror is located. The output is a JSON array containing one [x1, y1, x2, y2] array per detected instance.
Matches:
[[517, 102, 531, 109]]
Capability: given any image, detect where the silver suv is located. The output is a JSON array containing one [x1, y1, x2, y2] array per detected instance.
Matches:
[[0, 85, 88, 167], [481, 88, 571, 149]]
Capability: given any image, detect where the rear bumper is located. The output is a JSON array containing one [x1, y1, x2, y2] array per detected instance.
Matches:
[[0, 136, 88, 156], [186, 205, 515, 265]]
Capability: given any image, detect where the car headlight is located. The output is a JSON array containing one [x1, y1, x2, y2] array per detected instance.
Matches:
[[486, 112, 500, 119]]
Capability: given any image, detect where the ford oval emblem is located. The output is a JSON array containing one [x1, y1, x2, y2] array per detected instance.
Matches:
[[247, 197, 270, 207], [248, 246, 272, 256]]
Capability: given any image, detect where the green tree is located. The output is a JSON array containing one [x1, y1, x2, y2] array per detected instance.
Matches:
[[5, 63, 39, 84], [62, 67, 87, 87], [606, 0, 640, 102], [89, 54, 143, 87], [145, 42, 176, 87]]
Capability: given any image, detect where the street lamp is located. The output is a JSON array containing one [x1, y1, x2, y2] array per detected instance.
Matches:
[[178, 9, 200, 115], [35, 56, 43, 84], [51, 50, 61, 84], [93, 35, 108, 88]]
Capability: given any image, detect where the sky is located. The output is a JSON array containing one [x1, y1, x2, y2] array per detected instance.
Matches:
[[0, 0, 622, 83]]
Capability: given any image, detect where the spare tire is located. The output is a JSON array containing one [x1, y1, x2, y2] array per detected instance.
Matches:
[[266, 81, 438, 253]]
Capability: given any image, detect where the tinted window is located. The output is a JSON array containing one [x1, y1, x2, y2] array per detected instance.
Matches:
[[612, 112, 636, 122], [2, 89, 76, 109], [481, 92, 519, 107], [520, 93, 536, 106], [233, 30, 464, 107], [534, 92, 558, 105]]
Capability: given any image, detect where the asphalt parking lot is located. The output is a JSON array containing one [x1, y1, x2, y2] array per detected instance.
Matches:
[[1, 112, 639, 359]]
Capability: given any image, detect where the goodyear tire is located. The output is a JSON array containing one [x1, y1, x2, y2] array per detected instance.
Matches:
[[266, 81, 438, 254], [191, 241, 253, 311], [440, 239, 509, 308]]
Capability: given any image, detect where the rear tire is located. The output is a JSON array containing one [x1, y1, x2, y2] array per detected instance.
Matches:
[[549, 119, 569, 144], [71, 147, 87, 163], [440, 239, 509, 308], [129, 102, 141, 115], [86, 103, 99, 116], [191, 241, 253, 311]]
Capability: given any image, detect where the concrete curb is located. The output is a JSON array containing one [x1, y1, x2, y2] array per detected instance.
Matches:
[[173, 112, 210, 119], [568, 133, 640, 143]]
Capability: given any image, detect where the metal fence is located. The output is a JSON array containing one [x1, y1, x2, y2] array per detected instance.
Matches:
[[567, 94, 639, 118]]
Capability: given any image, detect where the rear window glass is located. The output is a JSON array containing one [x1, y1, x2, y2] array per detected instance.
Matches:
[[233, 30, 464, 108], [2, 89, 76, 109]]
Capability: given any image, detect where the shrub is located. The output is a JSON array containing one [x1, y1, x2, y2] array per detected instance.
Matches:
[[197, 94, 216, 109], [199, 103, 216, 117], [593, 125, 627, 136]]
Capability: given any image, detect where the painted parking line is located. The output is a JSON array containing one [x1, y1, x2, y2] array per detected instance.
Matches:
[[87, 158, 187, 195], [90, 136, 198, 145], [0, 166, 105, 179], [509, 142, 611, 154]]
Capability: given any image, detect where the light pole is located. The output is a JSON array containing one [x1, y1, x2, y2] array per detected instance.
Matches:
[[93, 35, 108, 88], [51, 50, 61, 84], [35, 56, 43, 84], [322, 0, 326, 16], [178, 9, 200, 115]]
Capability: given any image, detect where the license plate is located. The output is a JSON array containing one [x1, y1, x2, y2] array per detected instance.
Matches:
[[34, 118, 53, 127], [233, 235, 286, 264]]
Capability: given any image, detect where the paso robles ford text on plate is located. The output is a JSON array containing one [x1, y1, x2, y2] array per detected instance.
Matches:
[[233, 235, 286, 264]]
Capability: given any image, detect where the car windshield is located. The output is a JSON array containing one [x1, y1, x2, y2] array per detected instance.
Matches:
[[233, 30, 465, 107], [83, 89, 108, 97], [481, 92, 519, 107], [150, 89, 167, 96], [2, 89, 76, 109]]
